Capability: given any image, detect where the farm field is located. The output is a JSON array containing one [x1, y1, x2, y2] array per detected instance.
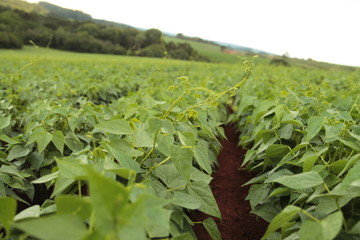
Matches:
[[0, 47, 359, 240], [163, 36, 241, 64]]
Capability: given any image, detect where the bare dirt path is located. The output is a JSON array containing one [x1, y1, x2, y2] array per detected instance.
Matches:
[[192, 124, 268, 240]]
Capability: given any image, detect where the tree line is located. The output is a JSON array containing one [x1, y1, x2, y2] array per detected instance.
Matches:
[[0, 6, 209, 61]]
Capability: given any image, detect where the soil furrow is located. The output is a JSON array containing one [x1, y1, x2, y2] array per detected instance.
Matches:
[[192, 124, 268, 240]]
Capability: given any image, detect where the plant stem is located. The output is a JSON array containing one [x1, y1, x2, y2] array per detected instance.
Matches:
[[167, 184, 188, 192], [301, 209, 320, 223], [78, 180, 82, 197], [143, 156, 172, 182]]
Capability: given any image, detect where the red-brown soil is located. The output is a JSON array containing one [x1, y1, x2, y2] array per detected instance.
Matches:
[[191, 124, 268, 240]]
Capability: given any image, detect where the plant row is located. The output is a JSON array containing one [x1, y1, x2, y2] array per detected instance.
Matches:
[[231, 66, 360, 239], [0, 51, 252, 240]]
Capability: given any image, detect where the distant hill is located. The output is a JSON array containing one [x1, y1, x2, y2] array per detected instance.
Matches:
[[38, 1, 92, 21], [0, 0, 49, 14], [0, 0, 134, 29], [0, 1, 209, 61], [214, 41, 273, 55], [0, 0, 272, 56], [2, 0, 354, 70], [163, 33, 275, 64], [169, 33, 273, 55], [38, 1, 134, 29]]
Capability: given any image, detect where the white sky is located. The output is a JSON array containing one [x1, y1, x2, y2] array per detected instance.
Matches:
[[25, 0, 360, 67]]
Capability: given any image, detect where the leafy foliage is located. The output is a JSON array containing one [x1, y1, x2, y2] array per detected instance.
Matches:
[[0, 47, 252, 239], [232, 64, 360, 239], [1, 44, 358, 240]]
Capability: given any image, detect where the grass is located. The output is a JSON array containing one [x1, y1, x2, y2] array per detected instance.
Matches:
[[163, 35, 246, 64]]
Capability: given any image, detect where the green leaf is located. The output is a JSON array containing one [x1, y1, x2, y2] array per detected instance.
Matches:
[[203, 218, 222, 240], [133, 124, 154, 147], [177, 132, 195, 147], [173, 192, 202, 209], [103, 156, 136, 179], [299, 220, 321, 240], [265, 144, 290, 158], [106, 139, 143, 157], [282, 119, 303, 126], [190, 167, 212, 184], [14, 205, 40, 221], [0, 182, 5, 197], [252, 203, 283, 223], [51, 175, 75, 197], [324, 123, 344, 143], [246, 184, 272, 209], [52, 131, 65, 154], [56, 158, 88, 180], [273, 171, 323, 189], [278, 124, 293, 140], [333, 161, 360, 194], [188, 181, 220, 218], [0, 197, 16, 236], [27, 127, 45, 145], [31, 171, 59, 184], [173, 233, 193, 240], [15, 214, 88, 240], [67, 116, 77, 132], [269, 187, 289, 198], [116, 199, 146, 240], [86, 169, 129, 235], [0, 115, 11, 130], [299, 211, 343, 240], [37, 131, 52, 153], [171, 145, 193, 181], [194, 139, 212, 174], [349, 130, 360, 142], [64, 133, 83, 152], [320, 211, 343, 240], [299, 151, 320, 172], [93, 119, 133, 135], [106, 143, 142, 173], [146, 117, 163, 136], [154, 165, 187, 189], [6, 145, 30, 161], [330, 160, 347, 175], [142, 95, 166, 109], [0, 134, 20, 144], [338, 138, 360, 152], [141, 195, 170, 238], [276, 142, 309, 170], [0, 165, 27, 179], [337, 154, 360, 177], [306, 116, 326, 141], [56, 195, 92, 221], [263, 205, 301, 239], [350, 221, 360, 235], [156, 133, 174, 156]]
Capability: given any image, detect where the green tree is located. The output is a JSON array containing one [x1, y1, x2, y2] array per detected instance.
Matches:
[[99, 27, 124, 45], [78, 22, 101, 38], [0, 32, 23, 48], [144, 28, 162, 46], [0, 10, 23, 30], [138, 44, 165, 58], [134, 32, 146, 50], [24, 27, 52, 47]]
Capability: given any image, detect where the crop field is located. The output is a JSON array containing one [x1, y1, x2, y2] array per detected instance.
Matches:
[[0, 47, 359, 240], [163, 36, 240, 64]]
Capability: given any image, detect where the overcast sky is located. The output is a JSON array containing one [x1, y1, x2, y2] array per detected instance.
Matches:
[[26, 0, 360, 66]]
